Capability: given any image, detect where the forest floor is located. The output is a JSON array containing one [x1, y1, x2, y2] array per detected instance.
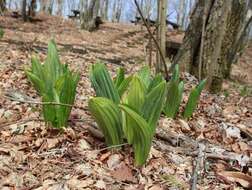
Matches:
[[0, 14, 252, 190]]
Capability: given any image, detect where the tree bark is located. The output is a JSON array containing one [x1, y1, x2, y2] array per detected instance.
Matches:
[[177, 0, 186, 29], [101, 0, 109, 20], [173, 0, 252, 93], [22, 0, 28, 21], [28, 0, 36, 17], [156, 0, 167, 74], [80, 0, 99, 31], [0, 0, 6, 14]]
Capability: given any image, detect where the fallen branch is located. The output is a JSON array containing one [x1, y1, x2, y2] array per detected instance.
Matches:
[[3, 90, 88, 111], [191, 143, 206, 190]]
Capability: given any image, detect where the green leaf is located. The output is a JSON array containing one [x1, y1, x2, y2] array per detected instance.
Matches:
[[125, 76, 145, 112], [114, 67, 125, 89], [25, 71, 45, 94], [90, 63, 120, 104], [137, 66, 151, 89], [142, 81, 167, 135], [183, 79, 206, 119], [147, 73, 164, 93], [122, 76, 145, 144], [163, 80, 183, 118], [44, 40, 62, 80], [176, 81, 184, 113], [0, 28, 4, 39], [119, 104, 152, 166], [171, 64, 179, 82], [117, 76, 132, 97], [89, 97, 123, 146]]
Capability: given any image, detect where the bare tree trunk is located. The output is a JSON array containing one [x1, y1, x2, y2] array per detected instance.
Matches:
[[80, 0, 88, 13], [100, 0, 109, 20], [0, 0, 6, 14], [22, 0, 28, 21], [93, 0, 100, 17], [222, 0, 251, 78], [40, 0, 47, 12], [80, 0, 99, 31], [174, 0, 252, 93], [28, 0, 36, 17], [56, 0, 63, 16], [177, 0, 186, 29], [156, 0, 167, 73], [47, 0, 54, 15], [112, 0, 116, 22]]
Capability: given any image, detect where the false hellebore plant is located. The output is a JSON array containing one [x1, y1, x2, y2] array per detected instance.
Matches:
[[26, 40, 80, 129], [89, 63, 167, 166], [163, 64, 206, 119]]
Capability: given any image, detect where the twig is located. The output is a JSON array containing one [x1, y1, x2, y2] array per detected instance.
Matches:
[[3, 94, 88, 111], [0, 117, 43, 129], [191, 143, 206, 190], [133, 0, 169, 79], [95, 143, 129, 152]]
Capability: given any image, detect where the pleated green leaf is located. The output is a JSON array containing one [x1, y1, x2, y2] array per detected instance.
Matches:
[[176, 81, 184, 113], [147, 73, 164, 93], [117, 76, 132, 97], [89, 97, 123, 146], [114, 67, 125, 89], [183, 79, 206, 119], [171, 64, 179, 82], [137, 66, 151, 89], [90, 63, 120, 104], [119, 104, 152, 166], [142, 81, 167, 135], [25, 71, 45, 94], [163, 80, 183, 118], [122, 76, 145, 144], [125, 76, 145, 112]]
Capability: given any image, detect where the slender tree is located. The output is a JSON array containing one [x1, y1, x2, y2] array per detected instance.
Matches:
[[22, 0, 28, 21], [80, 0, 99, 31], [0, 0, 6, 14], [156, 0, 167, 74]]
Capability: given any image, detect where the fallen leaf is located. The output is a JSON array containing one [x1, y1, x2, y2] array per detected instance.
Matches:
[[74, 163, 93, 176], [217, 171, 252, 189], [100, 151, 111, 161], [78, 139, 91, 151], [111, 162, 136, 182], [107, 154, 121, 169], [46, 138, 60, 149], [67, 177, 94, 189], [149, 185, 163, 190], [94, 180, 106, 189], [178, 119, 191, 132]]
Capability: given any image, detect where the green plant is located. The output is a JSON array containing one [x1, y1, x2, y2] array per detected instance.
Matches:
[[163, 65, 184, 118], [183, 79, 207, 119], [90, 63, 120, 103], [88, 97, 123, 146], [0, 28, 4, 39], [26, 40, 80, 128], [163, 65, 206, 119], [240, 85, 252, 97], [89, 63, 167, 166]]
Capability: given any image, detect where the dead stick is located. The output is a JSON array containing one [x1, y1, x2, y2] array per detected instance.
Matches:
[[133, 0, 169, 79], [191, 143, 206, 190], [3, 95, 88, 111]]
